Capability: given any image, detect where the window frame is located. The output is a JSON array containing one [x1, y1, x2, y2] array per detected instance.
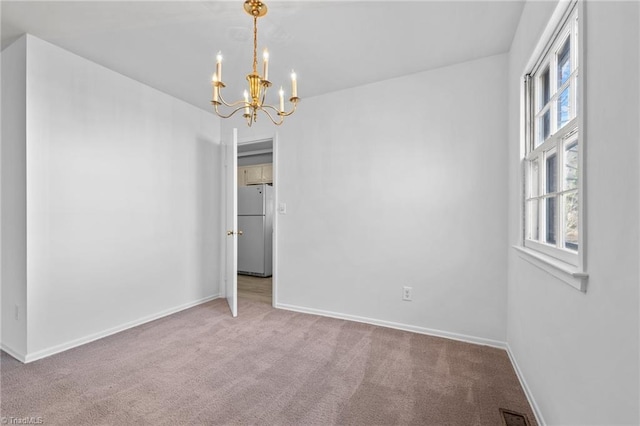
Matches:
[[516, 0, 588, 291]]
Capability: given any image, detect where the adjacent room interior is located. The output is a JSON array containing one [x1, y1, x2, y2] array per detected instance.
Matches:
[[1, 1, 639, 425], [237, 140, 274, 306]]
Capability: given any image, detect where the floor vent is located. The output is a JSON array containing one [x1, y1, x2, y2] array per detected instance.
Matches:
[[499, 408, 531, 426]]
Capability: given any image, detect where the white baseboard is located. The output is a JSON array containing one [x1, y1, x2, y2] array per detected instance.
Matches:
[[506, 343, 546, 426], [275, 302, 507, 349], [21, 294, 220, 363], [1, 343, 27, 363]]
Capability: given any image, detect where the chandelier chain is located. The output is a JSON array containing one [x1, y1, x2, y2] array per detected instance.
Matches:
[[252, 16, 258, 74]]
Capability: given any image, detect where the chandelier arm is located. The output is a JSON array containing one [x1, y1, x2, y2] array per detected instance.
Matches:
[[213, 103, 251, 119], [266, 100, 298, 117], [257, 105, 285, 125], [217, 90, 250, 108]]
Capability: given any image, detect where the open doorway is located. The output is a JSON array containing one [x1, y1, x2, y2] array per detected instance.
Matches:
[[236, 139, 274, 307]]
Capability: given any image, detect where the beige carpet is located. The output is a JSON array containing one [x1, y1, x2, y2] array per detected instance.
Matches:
[[1, 298, 536, 425]]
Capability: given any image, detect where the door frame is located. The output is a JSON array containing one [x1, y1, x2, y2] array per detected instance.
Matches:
[[236, 135, 278, 308]]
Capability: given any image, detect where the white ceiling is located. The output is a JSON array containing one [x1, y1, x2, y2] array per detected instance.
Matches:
[[1, 1, 525, 112]]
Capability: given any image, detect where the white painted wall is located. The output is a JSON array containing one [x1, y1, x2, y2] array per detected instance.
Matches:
[[231, 54, 509, 343], [507, 2, 640, 424], [1, 35, 223, 360], [1, 35, 28, 357], [225, 119, 275, 147]]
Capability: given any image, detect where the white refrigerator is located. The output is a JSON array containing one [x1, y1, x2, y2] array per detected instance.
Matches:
[[237, 184, 273, 277]]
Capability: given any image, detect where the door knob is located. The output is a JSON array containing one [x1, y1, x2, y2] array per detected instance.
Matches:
[[226, 230, 244, 236]]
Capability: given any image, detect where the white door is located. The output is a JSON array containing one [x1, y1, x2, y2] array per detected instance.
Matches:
[[224, 128, 238, 317]]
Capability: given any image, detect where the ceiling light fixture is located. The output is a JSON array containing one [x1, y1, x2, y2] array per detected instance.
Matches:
[[211, 0, 299, 126]]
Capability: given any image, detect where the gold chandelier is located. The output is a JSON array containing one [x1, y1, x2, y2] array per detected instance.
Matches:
[[211, 0, 299, 126]]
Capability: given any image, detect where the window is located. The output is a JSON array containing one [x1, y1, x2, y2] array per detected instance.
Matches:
[[519, 2, 586, 289]]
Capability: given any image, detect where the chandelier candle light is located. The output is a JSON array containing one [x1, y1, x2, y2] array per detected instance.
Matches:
[[211, 0, 299, 126]]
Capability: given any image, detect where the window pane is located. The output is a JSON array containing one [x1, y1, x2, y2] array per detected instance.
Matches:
[[564, 140, 578, 190], [564, 192, 579, 251], [557, 37, 571, 87], [557, 87, 570, 129], [528, 199, 539, 241], [546, 196, 556, 245], [539, 66, 550, 110], [546, 152, 557, 193], [537, 110, 550, 145], [530, 159, 540, 197]]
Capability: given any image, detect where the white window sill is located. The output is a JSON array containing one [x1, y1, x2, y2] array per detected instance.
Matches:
[[512, 245, 588, 292]]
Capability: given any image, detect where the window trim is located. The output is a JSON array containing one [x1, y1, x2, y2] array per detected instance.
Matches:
[[516, 0, 588, 292]]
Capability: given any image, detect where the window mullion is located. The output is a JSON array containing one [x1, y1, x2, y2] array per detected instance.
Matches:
[[556, 138, 565, 249], [539, 151, 546, 244], [572, 16, 578, 74]]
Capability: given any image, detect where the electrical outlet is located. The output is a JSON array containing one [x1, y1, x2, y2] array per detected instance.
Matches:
[[14, 304, 19, 320], [402, 286, 413, 301]]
